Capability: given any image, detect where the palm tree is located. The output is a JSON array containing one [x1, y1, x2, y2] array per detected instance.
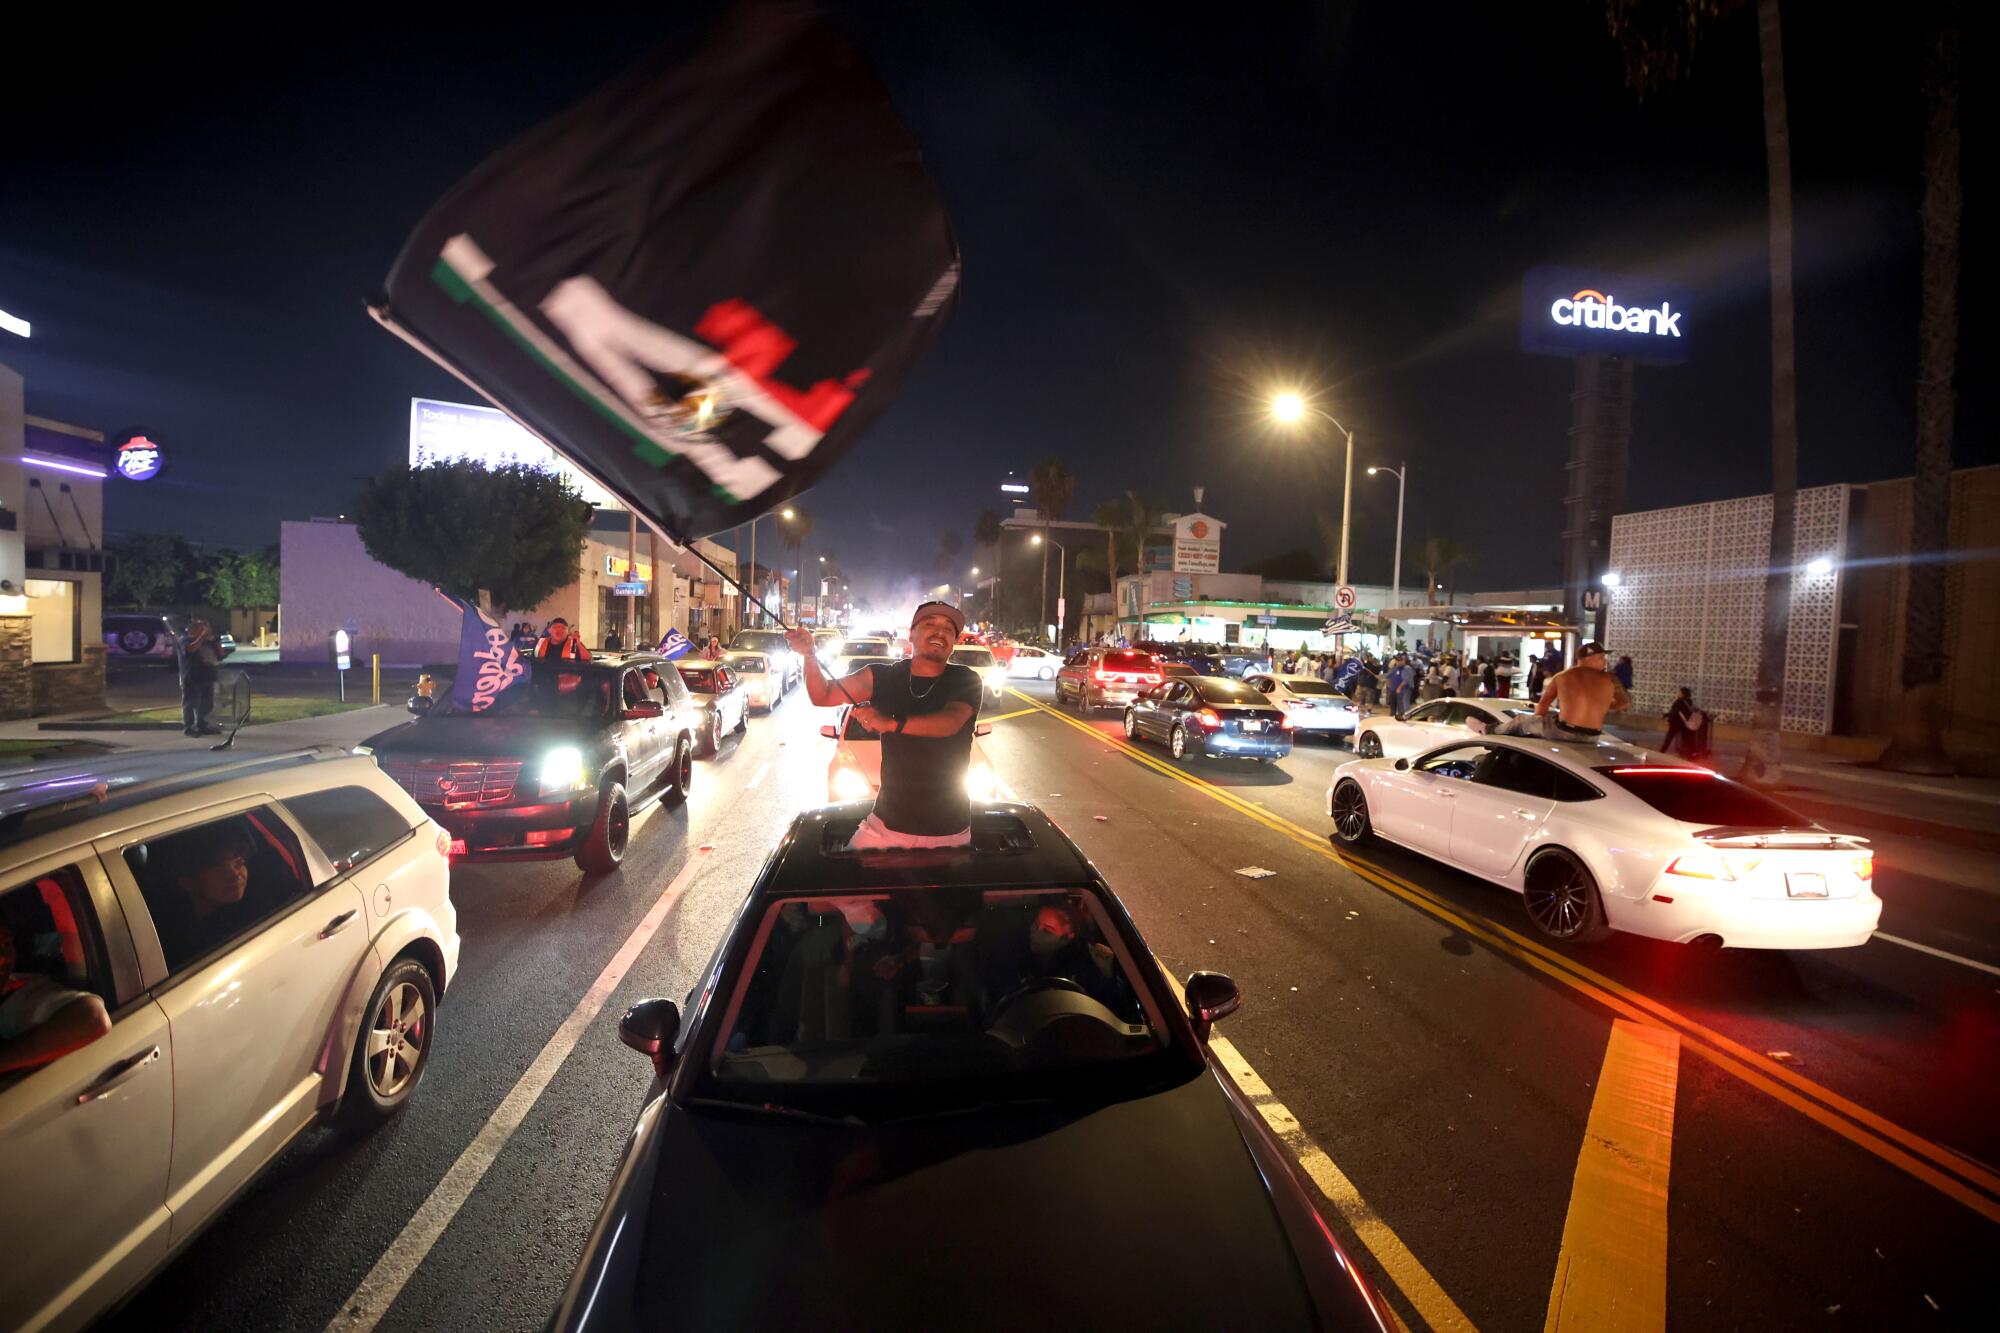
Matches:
[[936, 531, 965, 601], [1881, 8, 1961, 774], [778, 506, 813, 622], [1029, 457, 1077, 635], [974, 507, 1003, 620], [1090, 498, 1125, 592], [1416, 536, 1473, 646], [1604, 0, 1798, 786]]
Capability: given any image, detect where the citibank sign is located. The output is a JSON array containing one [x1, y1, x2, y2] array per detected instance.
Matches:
[[1521, 265, 1691, 364], [1548, 289, 1682, 338]]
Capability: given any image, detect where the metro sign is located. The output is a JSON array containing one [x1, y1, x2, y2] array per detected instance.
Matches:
[[1521, 265, 1690, 365]]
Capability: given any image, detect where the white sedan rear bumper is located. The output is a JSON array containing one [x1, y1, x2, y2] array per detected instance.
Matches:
[[1616, 884, 1882, 950]]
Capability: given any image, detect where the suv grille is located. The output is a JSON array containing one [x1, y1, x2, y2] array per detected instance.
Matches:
[[378, 757, 524, 808]]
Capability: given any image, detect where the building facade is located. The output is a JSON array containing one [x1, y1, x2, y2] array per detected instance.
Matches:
[[1, 361, 108, 718]]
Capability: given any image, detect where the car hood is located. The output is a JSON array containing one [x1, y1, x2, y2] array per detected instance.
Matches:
[[592, 1072, 1318, 1330], [361, 714, 595, 757]]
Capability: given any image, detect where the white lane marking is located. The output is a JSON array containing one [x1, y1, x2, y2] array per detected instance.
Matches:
[[326, 848, 710, 1332], [745, 761, 771, 790], [1874, 931, 2000, 978]]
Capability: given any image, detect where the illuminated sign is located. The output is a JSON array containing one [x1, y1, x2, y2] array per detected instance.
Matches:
[[0, 308, 29, 338], [1171, 512, 1222, 575], [999, 482, 1030, 495], [408, 398, 620, 508], [604, 555, 654, 582], [1520, 265, 1690, 364], [113, 434, 163, 481]]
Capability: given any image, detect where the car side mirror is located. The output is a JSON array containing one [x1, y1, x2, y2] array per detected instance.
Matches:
[[1394, 757, 1410, 771], [407, 696, 433, 716], [619, 998, 681, 1079], [624, 701, 664, 720], [820, 723, 839, 739], [973, 723, 993, 737], [1184, 971, 1240, 1041]]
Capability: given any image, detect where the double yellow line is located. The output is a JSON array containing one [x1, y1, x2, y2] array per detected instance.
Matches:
[[1005, 688, 2000, 1226]]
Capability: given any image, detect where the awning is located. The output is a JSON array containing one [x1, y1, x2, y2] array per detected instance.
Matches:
[[1379, 605, 1579, 634]]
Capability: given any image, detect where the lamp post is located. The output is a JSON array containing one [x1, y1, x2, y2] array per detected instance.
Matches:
[[1366, 464, 1407, 614], [1031, 532, 1066, 643], [1271, 392, 1355, 587], [744, 506, 795, 627]]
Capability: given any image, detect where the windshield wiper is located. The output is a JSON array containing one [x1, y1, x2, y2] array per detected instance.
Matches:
[[683, 1095, 866, 1128]]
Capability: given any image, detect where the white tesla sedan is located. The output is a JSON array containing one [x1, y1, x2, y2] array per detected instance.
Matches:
[[1244, 673, 1361, 739], [1351, 695, 1539, 760], [1326, 736, 1880, 949], [821, 706, 998, 803]]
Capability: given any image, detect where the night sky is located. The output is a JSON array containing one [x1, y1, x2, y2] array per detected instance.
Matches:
[[3, 2, 1985, 600]]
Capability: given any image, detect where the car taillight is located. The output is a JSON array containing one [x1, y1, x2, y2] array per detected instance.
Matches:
[[1853, 854, 1874, 881], [1140, 672, 1162, 684], [1196, 709, 1223, 729], [1664, 852, 1733, 881], [1280, 714, 1296, 729]]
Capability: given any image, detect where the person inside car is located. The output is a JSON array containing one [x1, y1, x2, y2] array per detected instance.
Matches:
[[537, 618, 591, 662], [984, 904, 1133, 1017], [0, 915, 111, 1077], [149, 826, 258, 971], [789, 601, 983, 849]]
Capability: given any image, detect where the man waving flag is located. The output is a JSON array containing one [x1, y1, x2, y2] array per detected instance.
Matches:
[[436, 590, 532, 714], [370, 0, 959, 548]]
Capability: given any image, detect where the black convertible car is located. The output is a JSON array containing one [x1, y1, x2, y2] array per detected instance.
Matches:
[[550, 803, 1393, 1331]]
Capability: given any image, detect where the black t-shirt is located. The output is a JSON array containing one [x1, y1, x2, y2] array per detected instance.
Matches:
[[869, 659, 984, 835]]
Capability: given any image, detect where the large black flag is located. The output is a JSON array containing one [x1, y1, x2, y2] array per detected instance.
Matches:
[[371, 1, 959, 543]]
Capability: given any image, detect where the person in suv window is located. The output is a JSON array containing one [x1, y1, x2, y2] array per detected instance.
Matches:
[[0, 914, 110, 1076]]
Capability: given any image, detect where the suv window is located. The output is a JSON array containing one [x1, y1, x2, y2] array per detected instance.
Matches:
[[1101, 651, 1156, 672], [284, 786, 415, 878], [2, 865, 115, 1012], [125, 808, 316, 977]]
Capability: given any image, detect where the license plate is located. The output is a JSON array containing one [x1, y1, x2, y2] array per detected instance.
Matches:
[[1243, 721, 1264, 732], [1785, 872, 1827, 898]]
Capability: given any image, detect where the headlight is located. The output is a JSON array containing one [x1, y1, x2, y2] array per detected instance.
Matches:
[[540, 746, 588, 796], [831, 765, 873, 801], [965, 763, 998, 801], [985, 668, 1007, 693]]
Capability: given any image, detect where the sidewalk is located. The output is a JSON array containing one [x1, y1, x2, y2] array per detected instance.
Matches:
[[0, 704, 404, 756]]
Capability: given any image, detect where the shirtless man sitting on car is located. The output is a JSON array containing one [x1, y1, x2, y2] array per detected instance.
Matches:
[[1532, 640, 1631, 739]]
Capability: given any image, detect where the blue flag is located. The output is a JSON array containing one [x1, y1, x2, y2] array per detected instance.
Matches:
[[1322, 614, 1358, 635], [656, 628, 694, 660], [1333, 656, 1364, 692], [437, 590, 531, 713]]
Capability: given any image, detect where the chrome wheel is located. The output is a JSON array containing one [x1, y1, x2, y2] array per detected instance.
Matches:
[[1358, 732, 1383, 759], [365, 981, 427, 1099], [1123, 709, 1139, 739], [1171, 726, 1188, 760], [1331, 781, 1370, 843]]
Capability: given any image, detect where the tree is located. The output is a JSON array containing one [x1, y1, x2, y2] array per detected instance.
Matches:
[[355, 461, 593, 617], [203, 548, 280, 608], [779, 506, 814, 621], [1416, 536, 1474, 645], [1029, 456, 1077, 634], [1881, 4, 1961, 774], [105, 533, 196, 609], [1604, 0, 1798, 786]]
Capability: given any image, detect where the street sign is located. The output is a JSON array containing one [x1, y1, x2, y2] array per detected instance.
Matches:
[[1582, 588, 1603, 612], [1334, 585, 1357, 610], [613, 581, 649, 596], [1056, 596, 1066, 624], [1254, 614, 1278, 626]]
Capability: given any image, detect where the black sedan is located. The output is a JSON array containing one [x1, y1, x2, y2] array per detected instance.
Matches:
[[551, 804, 1393, 1332], [1123, 675, 1293, 762]]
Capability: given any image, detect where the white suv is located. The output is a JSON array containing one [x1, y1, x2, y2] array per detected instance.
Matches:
[[0, 747, 460, 1332]]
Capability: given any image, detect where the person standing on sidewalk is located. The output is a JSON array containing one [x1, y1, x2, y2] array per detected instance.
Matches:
[[175, 619, 224, 737]]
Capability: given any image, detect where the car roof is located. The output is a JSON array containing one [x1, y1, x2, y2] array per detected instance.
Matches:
[[586, 652, 665, 670], [760, 802, 1095, 896], [677, 658, 718, 668], [0, 747, 341, 852], [1474, 733, 1672, 769]]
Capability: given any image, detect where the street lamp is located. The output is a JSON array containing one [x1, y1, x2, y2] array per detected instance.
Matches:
[[1270, 392, 1356, 587], [1031, 532, 1066, 640], [1366, 464, 1407, 614]]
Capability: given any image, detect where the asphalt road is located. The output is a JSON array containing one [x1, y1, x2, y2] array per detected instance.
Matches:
[[104, 679, 1999, 1332]]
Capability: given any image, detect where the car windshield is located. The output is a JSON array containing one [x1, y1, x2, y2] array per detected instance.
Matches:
[[431, 663, 613, 720], [1599, 767, 1812, 828], [1281, 678, 1337, 695], [678, 667, 719, 693], [1196, 679, 1264, 704], [950, 647, 996, 669], [841, 638, 890, 655], [724, 653, 768, 672], [732, 631, 790, 655], [699, 886, 1180, 1114]]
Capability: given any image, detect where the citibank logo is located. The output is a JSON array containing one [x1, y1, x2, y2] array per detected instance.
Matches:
[[1549, 288, 1682, 338]]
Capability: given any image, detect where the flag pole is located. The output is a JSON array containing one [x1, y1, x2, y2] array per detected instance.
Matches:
[[681, 540, 865, 708]]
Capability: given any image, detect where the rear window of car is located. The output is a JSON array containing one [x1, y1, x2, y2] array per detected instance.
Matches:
[[677, 667, 718, 693], [950, 648, 996, 668], [1196, 679, 1263, 705], [725, 654, 768, 672], [732, 632, 789, 654], [1101, 651, 1157, 672], [284, 785, 415, 877], [1598, 768, 1809, 827], [1282, 678, 1337, 695]]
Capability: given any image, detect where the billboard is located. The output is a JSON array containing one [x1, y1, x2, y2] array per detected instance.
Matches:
[[1520, 265, 1691, 364], [1171, 513, 1222, 574], [407, 398, 621, 509]]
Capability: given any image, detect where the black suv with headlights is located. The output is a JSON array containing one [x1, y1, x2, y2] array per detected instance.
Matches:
[[358, 654, 699, 874]]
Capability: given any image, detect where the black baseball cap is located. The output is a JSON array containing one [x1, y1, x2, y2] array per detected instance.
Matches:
[[1578, 640, 1609, 658], [910, 601, 966, 634]]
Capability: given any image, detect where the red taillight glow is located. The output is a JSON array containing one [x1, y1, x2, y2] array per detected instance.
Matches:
[[524, 829, 567, 847], [1610, 766, 1717, 776], [1196, 709, 1223, 730], [1853, 854, 1874, 881], [1664, 852, 1733, 880], [447, 839, 467, 859]]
